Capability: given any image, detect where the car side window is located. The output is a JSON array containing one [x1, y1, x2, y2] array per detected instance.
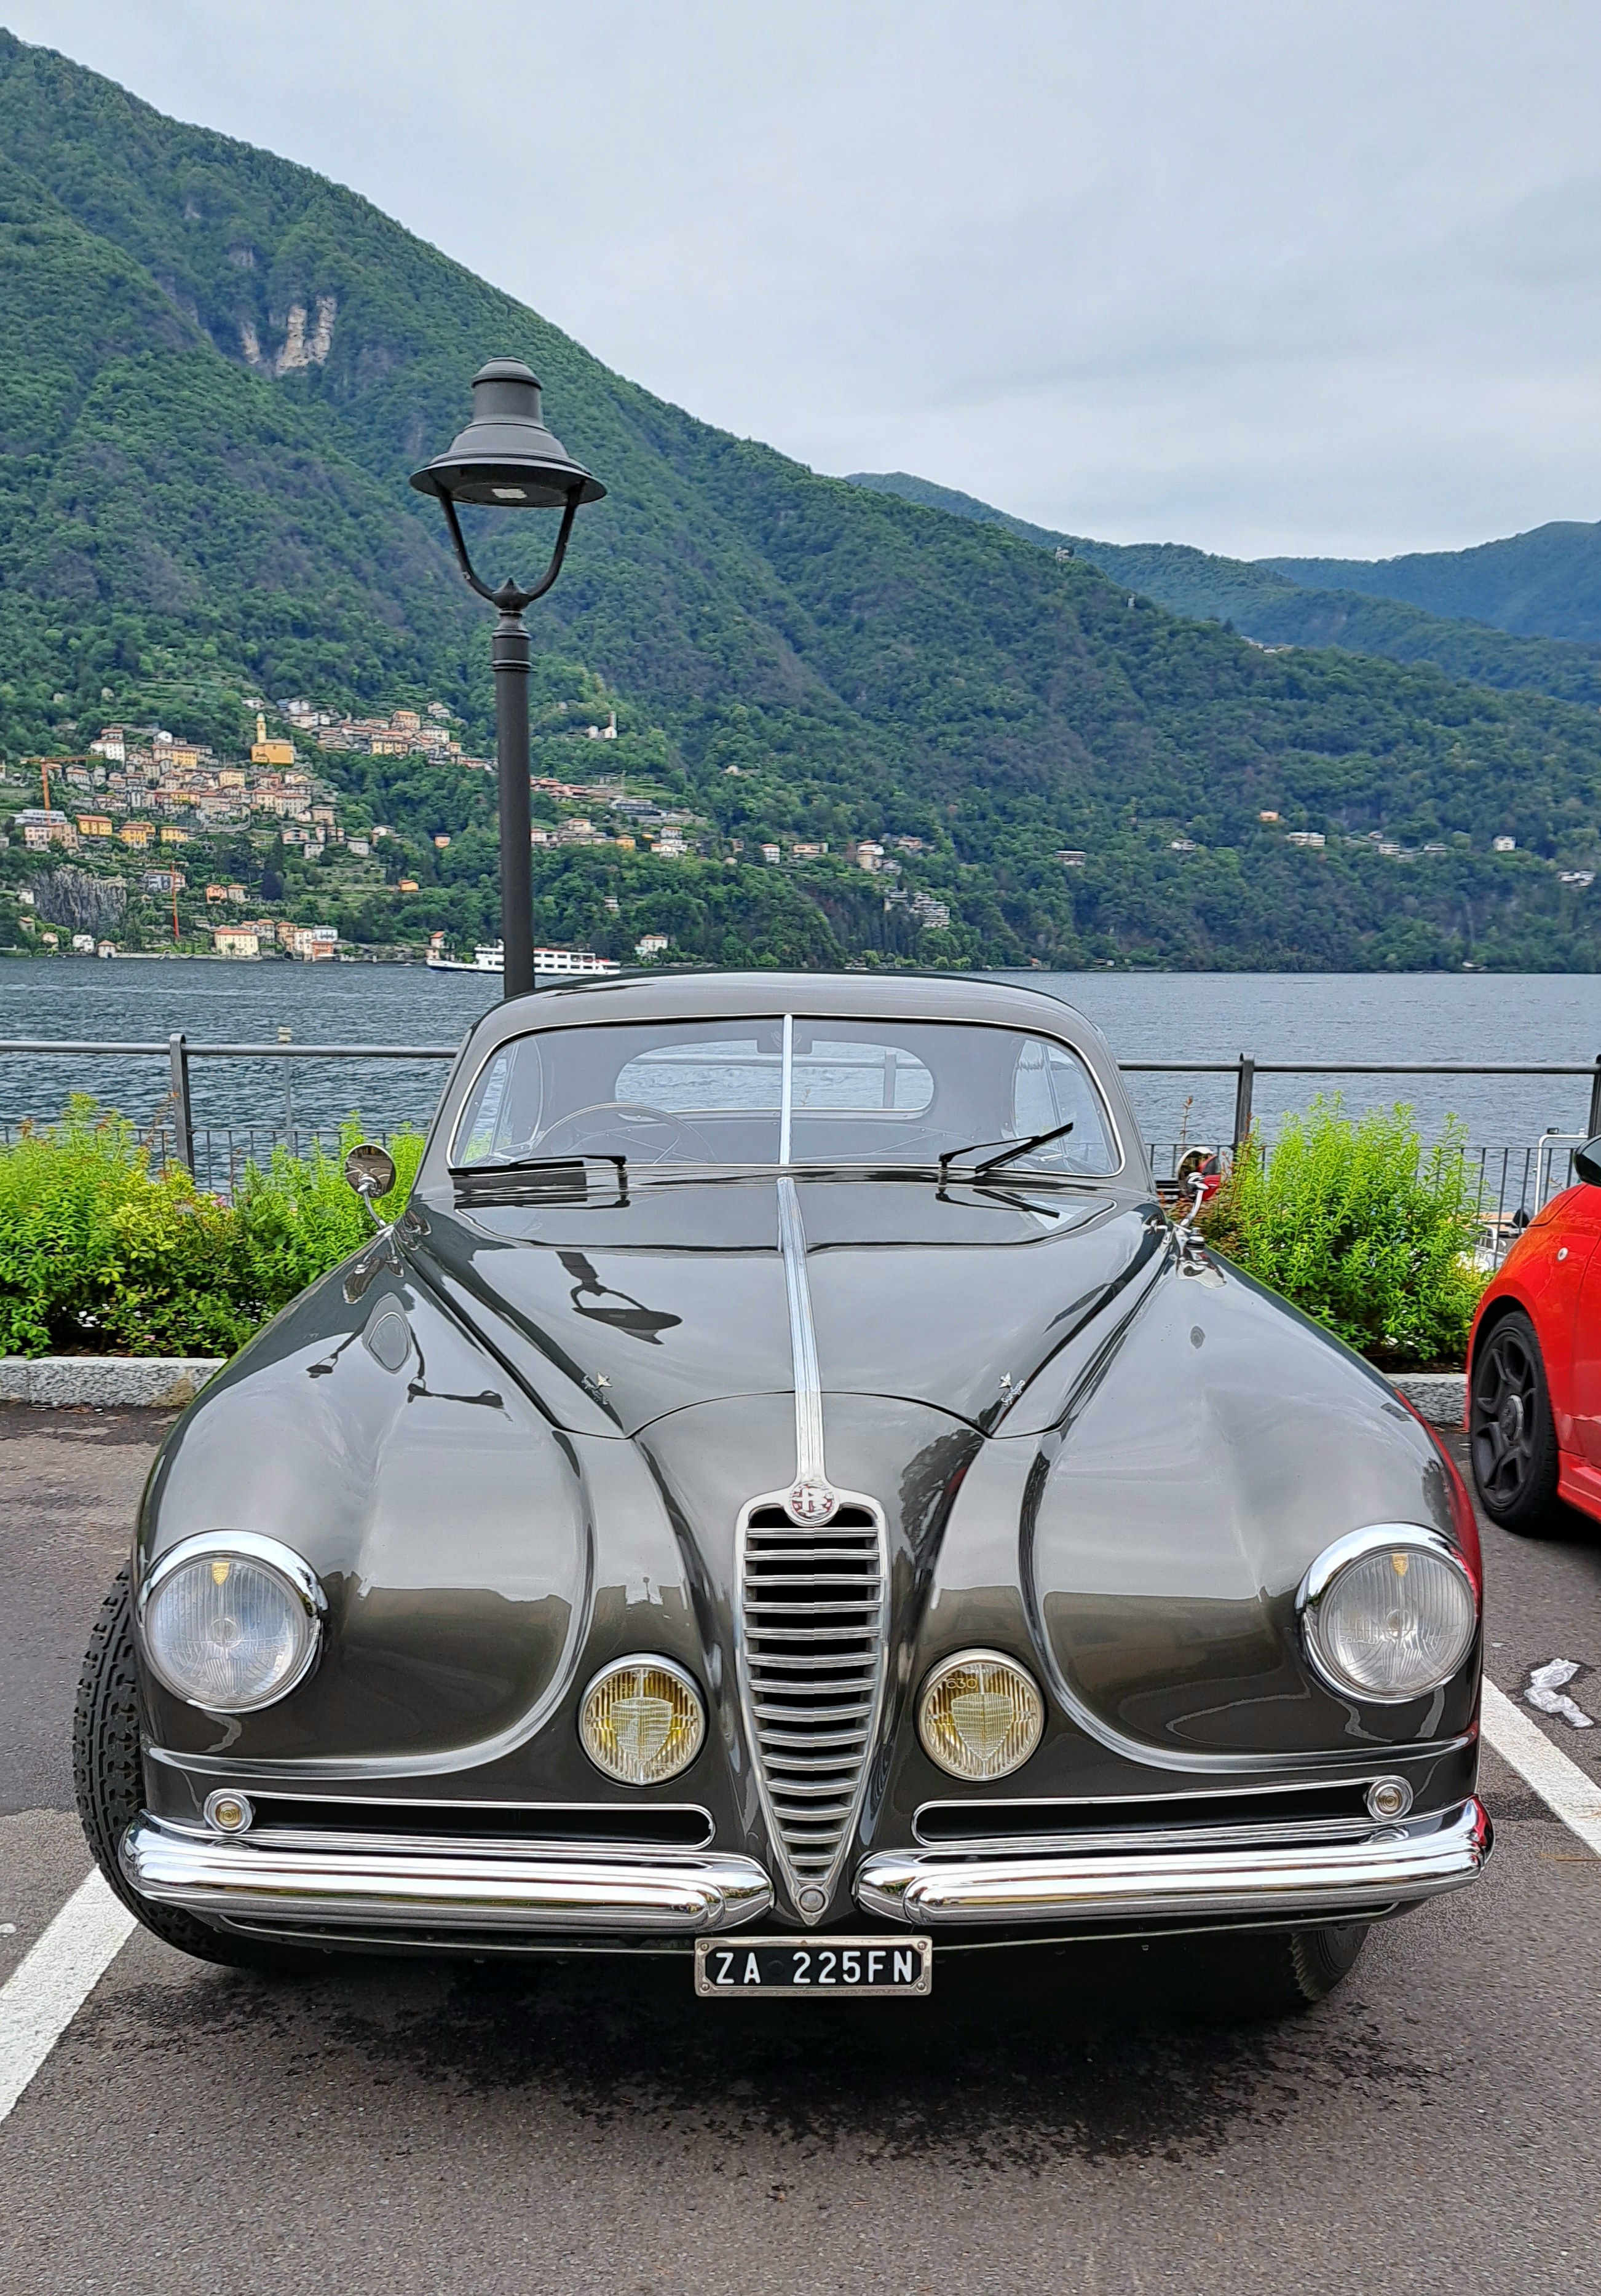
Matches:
[[1010, 1037, 1118, 1174], [454, 1044, 545, 1165]]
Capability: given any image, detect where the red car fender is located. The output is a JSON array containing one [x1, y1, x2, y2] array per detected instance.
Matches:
[[1468, 1186, 1599, 1450]]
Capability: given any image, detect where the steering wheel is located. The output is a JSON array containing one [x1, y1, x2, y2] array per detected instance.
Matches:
[[536, 1101, 711, 1166]]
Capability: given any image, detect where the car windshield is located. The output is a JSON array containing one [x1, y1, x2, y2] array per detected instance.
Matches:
[[451, 1016, 1121, 1175]]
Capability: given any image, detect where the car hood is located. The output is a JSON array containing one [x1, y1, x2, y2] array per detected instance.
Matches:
[[408, 1171, 1168, 1438], [137, 1177, 1477, 1789]]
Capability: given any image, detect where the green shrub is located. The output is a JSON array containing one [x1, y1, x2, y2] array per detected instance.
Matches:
[[228, 1121, 424, 1314], [0, 1099, 234, 1357], [1199, 1098, 1486, 1368], [0, 1100, 424, 1358]]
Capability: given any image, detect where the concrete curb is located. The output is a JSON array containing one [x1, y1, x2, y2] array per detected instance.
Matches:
[[0, 1358, 225, 1409], [1386, 1372, 1466, 1426], [0, 1354, 1469, 1423]]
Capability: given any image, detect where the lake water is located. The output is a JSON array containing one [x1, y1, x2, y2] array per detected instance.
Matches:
[[2, 959, 1597, 1152]]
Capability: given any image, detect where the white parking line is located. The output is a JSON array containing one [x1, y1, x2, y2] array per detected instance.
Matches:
[[1482, 1680, 1601, 1856], [0, 1869, 135, 2125]]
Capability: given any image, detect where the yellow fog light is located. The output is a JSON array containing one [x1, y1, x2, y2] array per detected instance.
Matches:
[[579, 1656, 706, 1785], [917, 1649, 1045, 1781]]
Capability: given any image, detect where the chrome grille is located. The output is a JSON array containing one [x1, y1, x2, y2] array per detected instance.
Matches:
[[738, 1498, 888, 1904]]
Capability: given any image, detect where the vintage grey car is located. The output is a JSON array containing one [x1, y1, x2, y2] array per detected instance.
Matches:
[[75, 972, 1490, 2011]]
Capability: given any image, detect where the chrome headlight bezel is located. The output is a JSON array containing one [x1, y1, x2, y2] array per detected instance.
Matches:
[[136, 1531, 326, 1713], [1297, 1525, 1478, 1705], [916, 1647, 1046, 1782], [578, 1654, 708, 1785]]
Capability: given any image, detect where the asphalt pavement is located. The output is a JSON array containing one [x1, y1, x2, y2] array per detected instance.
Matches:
[[2, 1404, 1599, 2296]]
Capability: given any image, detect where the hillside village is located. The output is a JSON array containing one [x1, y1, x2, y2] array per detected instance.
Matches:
[[0, 695, 955, 964], [2, 673, 1589, 974], [2, 675, 1588, 971]]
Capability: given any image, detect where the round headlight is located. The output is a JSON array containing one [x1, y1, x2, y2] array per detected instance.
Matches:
[[917, 1649, 1045, 1781], [1301, 1530, 1476, 1703], [579, 1657, 705, 1785], [140, 1535, 323, 1712]]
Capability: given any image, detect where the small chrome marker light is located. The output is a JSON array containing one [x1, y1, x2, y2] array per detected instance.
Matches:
[[138, 1533, 325, 1713], [579, 1657, 706, 1786], [1299, 1527, 1476, 1704], [204, 1789, 255, 1835], [1366, 1777, 1413, 1821], [918, 1649, 1045, 1781]]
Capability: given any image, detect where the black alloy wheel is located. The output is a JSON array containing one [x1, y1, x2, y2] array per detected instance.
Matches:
[[1469, 1309, 1560, 1535]]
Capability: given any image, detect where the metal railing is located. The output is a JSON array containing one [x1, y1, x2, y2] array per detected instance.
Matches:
[[1, 1040, 1597, 1231], [1145, 1134, 1586, 1248], [0, 1035, 459, 1175], [78, 1123, 419, 1199], [1121, 1056, 1601, 1152]]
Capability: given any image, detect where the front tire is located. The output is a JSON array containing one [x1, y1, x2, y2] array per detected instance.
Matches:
[[1189, 1922, 1369, 2019], [73, 1568, 323, 1974], [1470, 1309, 1561, 1534]]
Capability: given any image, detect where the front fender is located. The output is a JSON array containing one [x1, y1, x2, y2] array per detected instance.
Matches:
[[1019, 1258, 1480, 1761], [135, 1255, 593, 1767]]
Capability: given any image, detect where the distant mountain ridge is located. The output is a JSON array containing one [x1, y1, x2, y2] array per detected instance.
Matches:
[[3, 28, 1601, 972], [1264, 524, 1601, 647], [847, 474, 1601, 709]]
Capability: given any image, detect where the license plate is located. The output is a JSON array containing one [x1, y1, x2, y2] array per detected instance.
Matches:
[[694, 1934, 932, 1998]]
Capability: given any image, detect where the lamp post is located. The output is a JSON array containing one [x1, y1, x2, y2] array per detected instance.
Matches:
[[409, 361, 604, 998]]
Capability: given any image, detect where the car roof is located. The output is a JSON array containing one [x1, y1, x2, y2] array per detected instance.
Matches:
[[424, 970, 1143, 1184], [460, 969, 1105, 1046]]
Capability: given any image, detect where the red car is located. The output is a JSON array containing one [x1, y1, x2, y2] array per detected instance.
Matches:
[[1467, 1137, 1601, 1532]]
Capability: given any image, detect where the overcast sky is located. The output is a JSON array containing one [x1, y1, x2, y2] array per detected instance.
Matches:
[[9, 0, 1601, 557]]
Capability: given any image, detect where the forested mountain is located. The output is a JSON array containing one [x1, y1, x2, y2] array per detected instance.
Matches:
[[1265, 526, 1601, 646], [850, 474, 1601, 709], [4, 28, 1601, 971]]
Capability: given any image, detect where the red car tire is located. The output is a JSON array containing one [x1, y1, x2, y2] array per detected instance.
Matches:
[[1469, 1308, 1562, 1536]]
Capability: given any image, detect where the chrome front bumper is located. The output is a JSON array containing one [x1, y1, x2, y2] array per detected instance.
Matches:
[[122, 1817, 773, 1936], [855, 1800, 1492, 1928], [124, 1800, 1490, 1944]]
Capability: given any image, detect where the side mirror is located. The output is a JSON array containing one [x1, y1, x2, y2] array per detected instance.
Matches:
[[344, 1142, 397, 1204], [1575, 1137, 1601, 1188]]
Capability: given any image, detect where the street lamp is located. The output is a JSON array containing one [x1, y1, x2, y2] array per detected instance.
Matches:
[[409, 360, 604, 998]]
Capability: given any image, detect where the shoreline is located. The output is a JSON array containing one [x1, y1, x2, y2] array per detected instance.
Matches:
[[1, 950, 429, 966]]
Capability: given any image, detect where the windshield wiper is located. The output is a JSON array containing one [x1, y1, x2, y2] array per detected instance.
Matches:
[[453, 1153, 627, 1180], [938, 1120, 1075, 1180]]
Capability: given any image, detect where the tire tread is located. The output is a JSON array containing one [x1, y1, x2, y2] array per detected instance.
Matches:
[[1188, 1921, 1368, 2019], [1470, 1308, 1561, 1536], [73, 1567, 322, 1973]]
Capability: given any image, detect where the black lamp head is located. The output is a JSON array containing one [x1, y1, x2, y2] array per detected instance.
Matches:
[[409, 360, 605, 510]]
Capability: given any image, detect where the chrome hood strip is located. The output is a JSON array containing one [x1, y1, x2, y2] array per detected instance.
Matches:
[[729, 1175, 890, 1921], [775, 1173, 826, 1494]]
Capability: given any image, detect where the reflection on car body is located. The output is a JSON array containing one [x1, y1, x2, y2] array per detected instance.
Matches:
[[76, 972, 1491, 2017]]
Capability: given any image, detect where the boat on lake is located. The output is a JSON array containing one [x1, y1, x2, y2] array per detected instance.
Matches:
[[425, 941, 621, 977]]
